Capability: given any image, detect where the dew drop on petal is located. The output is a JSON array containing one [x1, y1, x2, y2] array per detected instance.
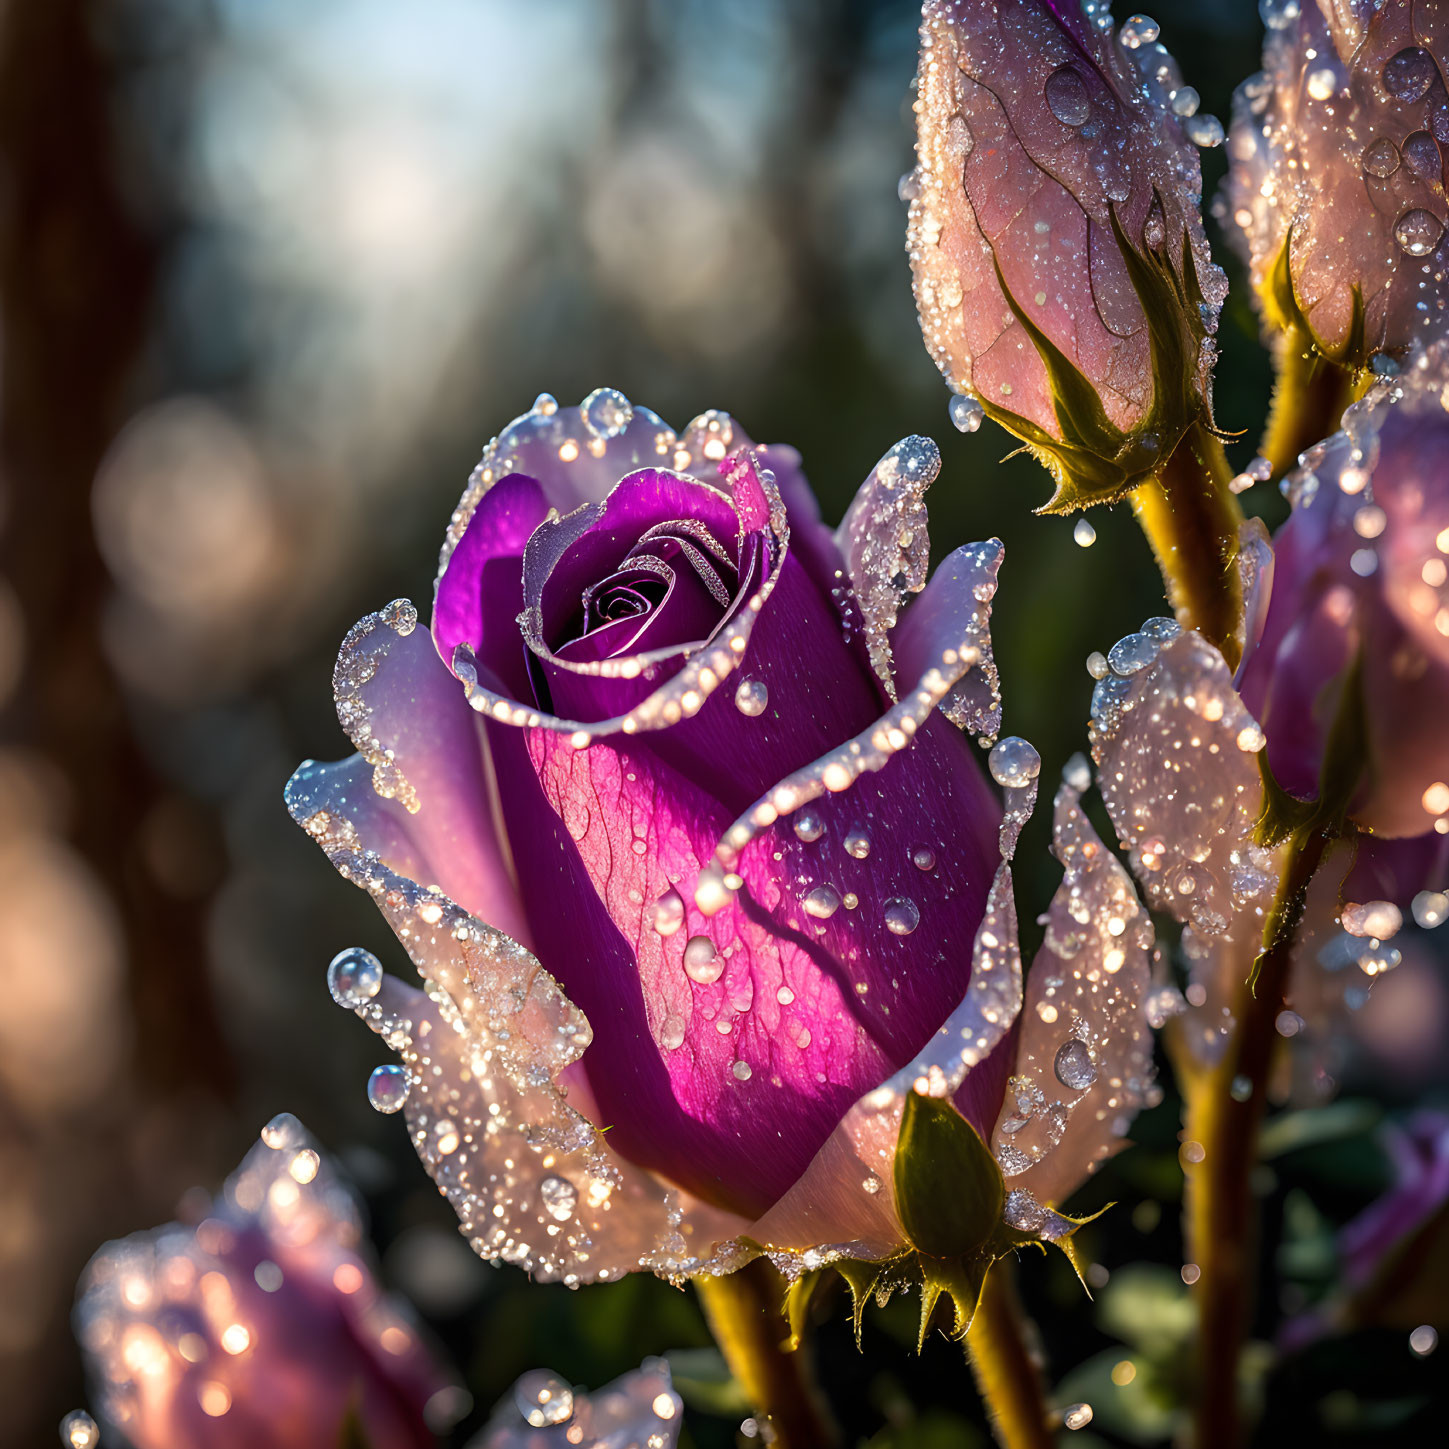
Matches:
[[950, 394, 985, 433], [989, 737, 1042, 789], [802, 885, 842, 920], [580, 387, 633, 440], [1108, 632, 1159, 676], [1341, 899, 1402, 938], [1412, 890, 1448, 927], [1086, 651, 1109, 679], [327, 947, 383, 1007], [1171, 85, 1200, 117], [539, 1175, 578, 1222], [60, 1411, 100, 1449], [1053, 1039, 1098, 1091], [1362, 136, 1401, 179], [1045, 65, 1091, 126], [514, 1371, 574, 1428], [659, 1016, 686, 1051], [1119, 14, 1160, 49], [367, 1064, 409, 1114], [683, 935, 724, 984], [1074, 519, 1097, 547], [260, 1112, 304, 1150], [1184, 113, 1224, 147], [734, 678, 769, 717], [1395, 208, 1443, 256], [884, 897, 920, 935], [912, 845, 937, 871], [732, 1060, 753, 1082], [652, 887, 685, 937], [1384, 47, 1436, 102], [793, 809, 826, 843], [844, 827, 871, 859]]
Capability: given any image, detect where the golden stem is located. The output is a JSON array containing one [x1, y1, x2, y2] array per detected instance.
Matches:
[[1131, 421, 1245, 670], [965, 1261, 1056, 1449], [694, 1262, 840, 1449], [1259, 326, 1360, 480]]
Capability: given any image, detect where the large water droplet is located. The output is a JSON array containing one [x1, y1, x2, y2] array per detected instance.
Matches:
[[1185, 113, 1224, 147], [1045, 66, 1091, 127], [1395, 207, 1444, 256], [660, 1015, 686, 1050], [260, 1112, 304, 1150], [514, 1371, 574, 1428], [1362, 137, 1401, 177], [950, 394, 985, 433], [367, 1064, 409, 1114], [884, 897, 921, 935], [1074, 518, 1097, 547], [845, 827, 871, 859], [1054, 1039, 1098, 1091], [989, 737, 1042, 789], [1063, 1402, 1094, 1431], [683, 935, 724, 984], [60, 1411, 100, 1449], [1403, 130, 1443, 180], [734, 678, 769, 717], [539, 1175, 578, 1222], [802, 885, 842, 920], [1171, 85, 1200, 117], [1119, 14, 1160, 49], [912, 845, 937, 871], [581, 387, 633, 440], [1108, 632, 1159, 676], [793, 810, 826, 842], [1384, 46, 1436, 102], [1412, 889, 1448, 927], [327, 947, 383, 1007], [652, 887, 685, 937]]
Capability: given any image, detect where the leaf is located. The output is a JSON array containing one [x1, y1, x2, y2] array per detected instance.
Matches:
[[894, 1092, 1005, 1261]]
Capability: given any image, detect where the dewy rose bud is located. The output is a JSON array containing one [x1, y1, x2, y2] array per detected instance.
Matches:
[[1226, 0, 1449, 367], [73, 1116, 457, 1449], [909, 1, 1227, 507], [1237, 352, 1449, 839], [289, 390, 1024, 1282]]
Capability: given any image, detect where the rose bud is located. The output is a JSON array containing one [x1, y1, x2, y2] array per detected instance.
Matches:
[[909, 2, 1227, 508], [1225, 0, 1449, 374], [1236, 356, 1449, 840], [72, 1115, 459, 1449], [289, 389, 1162, 1309], [477, 1361, 682, 1448]]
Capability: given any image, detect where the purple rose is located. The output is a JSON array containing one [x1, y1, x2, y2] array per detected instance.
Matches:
[[1226, 0, 1449, 365], [73, 1117, 456, 1449], [908, 1, 1226, 505], [290, 391, 1019, 1273], [1237, 359, 1449, 839]]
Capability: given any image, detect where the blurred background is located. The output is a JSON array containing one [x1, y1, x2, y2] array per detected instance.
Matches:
[[3, 1, 1447, 1445]]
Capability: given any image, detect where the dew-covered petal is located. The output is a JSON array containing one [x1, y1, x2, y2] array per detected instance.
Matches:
[[992, 786, 1156, 1207], [910, 0, 1223, 469], [286, 599, 532, 946], [74, 1122, 453, 1449], [333, 871, 750, 1282], [1091, 627, 1285, 1066], [478, 1360, 683, 1449], [1224, 0, 1449, 361]]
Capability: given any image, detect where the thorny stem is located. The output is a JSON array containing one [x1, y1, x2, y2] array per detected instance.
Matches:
[[1178, 824, 1335, 1449], [1131, 421, 1245, 670], [1258, 325, 1361, 481], [965, 1261, 1056, 1449], [694, 1261, 840, 1449]]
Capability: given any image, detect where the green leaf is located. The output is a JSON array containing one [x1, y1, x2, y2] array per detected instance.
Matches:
[[893, 1093, 1004, 1261]]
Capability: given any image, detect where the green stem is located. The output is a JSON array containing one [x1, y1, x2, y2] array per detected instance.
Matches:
[[1259, 325, 1360, 481], [1130, 420, 1246, 670], [694, 1261, 840, 1449], [1179, 824, 1334, 1449], [965, 1261, 1055, 1449]]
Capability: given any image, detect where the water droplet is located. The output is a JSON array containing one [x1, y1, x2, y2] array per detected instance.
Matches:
[[1185, 113, 1224, 147], [1235, 722, 1266, 752], [660, 1016, 686, 1050], [652, 888, 686, 937], [539, 1175, 577, 1222], [732, 1060, 753, 1082], [802, 885, 842, 920], [1341, 899, 1402, 938], [1412, 890, 1448, 927], [1410, 1324, 1439, 1356], [1395, 207, 1444, 256], [1045, 66, 1091, 127], [1062, 752, 1092, 792], [1063, 1403, 1094, 1431], [1404, 130, 1443, 179], [989, 737, 1042, 789], [1074, 518, 1097, 547], [862, 1171, 882, 1194], [514, 1371, 574, 1428], [684, 935, 724, 984], [1054, 1039, 1097, 1091], [60, 1411, 100, 1449], [260, 1113, 304, 1150], [734, 678, 769, 717], [431, 1117, 461, 1155], [1108, 632, 1159, 676], [884, 897, 921, 935], [1171, 85, 1200, 117], [793, 809, 826, 843], [1119, 14, 1160, 49], [1384, 46, 1436, 102], [949, 394, 985, 433], [1306, 67, 1336, 101], [912, 845, 937, 871], [327, 947, 383, 1008], [580, 387, 633, 440], [1086, 651, 1109, 679], [367, 1064, 409, 1114], [844, 828, 872, 859]]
